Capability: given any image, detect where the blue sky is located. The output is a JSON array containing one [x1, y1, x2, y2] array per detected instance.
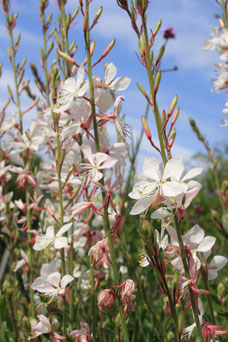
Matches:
[[0, 0, 227, 166]]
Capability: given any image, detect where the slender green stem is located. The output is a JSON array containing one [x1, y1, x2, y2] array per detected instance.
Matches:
[[5, 12, 23, 133], [89, 257, 96, 341], [175, 217, 203, 341], [84, 1, 129, 340], [200, 265, 216, 325], [69, 222, 74, 331], [222, 0, 228, 28], [26, 190, 35, 318], [0, 310, 5, 342], [8, 295, 20, 342], [60, 0, 70, 76], [142, 20, 167, 165], [56, 121, 67, 336], [212, 164, 225, 213], [41, 7, 50, 106]]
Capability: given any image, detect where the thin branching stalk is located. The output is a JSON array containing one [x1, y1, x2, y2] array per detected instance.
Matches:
[[175, 217, 203, 341], [84, 1, 129, 340], [40, 1, 50, 106], [5, 11, 23, 133]]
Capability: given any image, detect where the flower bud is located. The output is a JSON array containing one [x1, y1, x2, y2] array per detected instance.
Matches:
[[178, 312, 184, 339], [167, 94, 178, 118], [154, 44, 165, 67], [154, 70, 161, 94], [141, 116, 151, 140], [153, 19, 162, 37], [171, 106, 180, 125]]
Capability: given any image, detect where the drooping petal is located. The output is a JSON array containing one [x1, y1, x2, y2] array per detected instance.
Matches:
[[99, 90, 113, 113], [130, 195, 154, 215], [81, 144, 94, 165], [61, 274, 74, 289], [54, 237, 68, 249]]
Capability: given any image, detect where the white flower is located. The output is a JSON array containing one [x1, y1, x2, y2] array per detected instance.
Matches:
[[98, 63, 131, 113], [33, 223, 72, 250], [80, 144, 118, 182], [61, 101, 91, 140], [203, 252, 228, 280], [32, 271, 74, 298], [31, 315, 52, 338], [129, 156, 202, 215], [54, 66, 87, 113], [13, 249, 29, 272], [167, 224, 216, 271]]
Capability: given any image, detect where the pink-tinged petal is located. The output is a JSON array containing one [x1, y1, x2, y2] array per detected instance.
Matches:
[[38, 315, 51, 329], [81, 144, 94, 165], [197, 236, 216, 253], [161, 181, 184, 197], [54, 237, 68, 249], [183, 182, 202, 208], [47, 272, 61, 287], [14, 259, 26, 272], [143, 157, 162, 181], [61, 274, 74, 288], [95, 152, 110, 165], [99, 155, 118, 169], [99, 90, 113, 113], [162, 157, 185, 181], [105, 63, 117, 84], [56, 223, 72, 237], [183, 224, 204, 245], [130, 195, 154, 215], [110, 76, 131, 91], [71, 202, 90, 216], [182, 167, 203, 181], [166, 225, 178, 244]]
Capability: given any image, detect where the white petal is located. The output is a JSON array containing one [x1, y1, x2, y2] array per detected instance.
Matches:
[[56, 223, 72, 237], [76, 65, 84, 88], [197, 236, 216, 252], [161, 181, 184, 197], [182, 167, 203, 182], [143, 157, 161, 181], [109, 76, 131, 91], [183, 224, 204, 245], [54, 237, 68, 249], [47, 272, 61, 287], [105, 63, 117, 84], [81, 144, 94, 165], [166, 225, 178, 244], [209, 255, 228, 271], [130, 195, 154, 215], [46, 226, 55, 239], [61, 274, 74, 288], [163, 157, 185, 181]]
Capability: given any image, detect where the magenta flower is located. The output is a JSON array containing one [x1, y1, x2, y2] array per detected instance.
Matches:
[[163, 27, 176, 39]]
